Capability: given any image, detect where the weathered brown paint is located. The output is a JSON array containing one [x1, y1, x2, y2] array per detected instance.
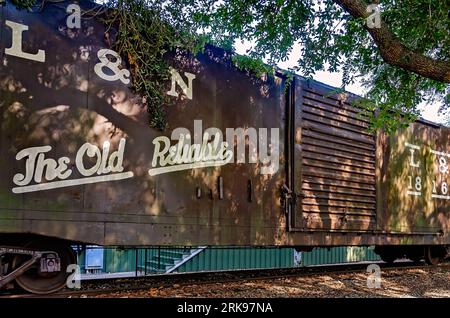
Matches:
[[376, 122, 450, 234], [293, 81, 377, 232], [0, 2, 448, 247]]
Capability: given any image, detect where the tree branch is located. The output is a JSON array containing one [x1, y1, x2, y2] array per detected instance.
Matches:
[[334, 0, 450, 83]]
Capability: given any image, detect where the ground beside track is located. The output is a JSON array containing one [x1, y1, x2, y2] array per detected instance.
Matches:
[[87, 266, 450, 298]]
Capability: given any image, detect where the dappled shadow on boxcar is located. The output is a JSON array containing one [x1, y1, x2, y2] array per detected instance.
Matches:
[[160, 46, 286, 246], [0, 2, 158, 240], [1, 3, 285, 245], [297, 84, 377, 235], [382, 125, 448, 235]]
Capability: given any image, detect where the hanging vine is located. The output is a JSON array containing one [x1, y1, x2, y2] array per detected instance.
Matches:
[[93, 0, 206, 129], [9, 0, 203, 129], [9, 0, 275, 129]]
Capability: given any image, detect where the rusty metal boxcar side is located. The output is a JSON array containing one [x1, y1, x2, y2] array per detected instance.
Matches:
[[0, 1, 448, 249], [293, 80, 377, 232], [0, 2, 287, 246], [377, 121, 450, 236]]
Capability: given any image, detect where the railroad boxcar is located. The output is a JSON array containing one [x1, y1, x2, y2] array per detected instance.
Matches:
[[0, 0, 448, 293]]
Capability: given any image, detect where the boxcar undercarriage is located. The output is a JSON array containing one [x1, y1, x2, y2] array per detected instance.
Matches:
[[0, 234, 449, 294]]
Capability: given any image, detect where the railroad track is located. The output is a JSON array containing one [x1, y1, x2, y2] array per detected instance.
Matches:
[[2, 261, 449, 298]]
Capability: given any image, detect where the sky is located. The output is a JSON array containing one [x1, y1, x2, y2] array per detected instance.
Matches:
[[235, 41, 446, 124]]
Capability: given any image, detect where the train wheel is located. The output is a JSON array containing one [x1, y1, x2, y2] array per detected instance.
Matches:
[[424, 246, 444, 266], [11, 239, 75, 294]]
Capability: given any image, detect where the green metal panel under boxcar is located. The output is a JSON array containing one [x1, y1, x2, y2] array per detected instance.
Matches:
[[103, 248, 137, 273], [78, 246, 382, 274], [174, 247, 294, 273], [173, 246, 380, 272], [301, 246, 380, 266]]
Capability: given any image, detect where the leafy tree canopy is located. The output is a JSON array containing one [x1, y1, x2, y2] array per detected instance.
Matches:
[[9, 0, 450, 130]]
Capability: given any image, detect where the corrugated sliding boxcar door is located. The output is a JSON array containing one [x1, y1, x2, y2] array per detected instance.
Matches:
[[294, 80, 377, 231]]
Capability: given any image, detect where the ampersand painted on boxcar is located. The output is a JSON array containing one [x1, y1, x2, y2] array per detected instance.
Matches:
[[94, 49, 131, 84]]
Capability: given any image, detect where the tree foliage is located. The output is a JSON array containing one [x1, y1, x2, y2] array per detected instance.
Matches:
[[10, 0, 450, 130], [9, 0, 38, 9], [10, 0, 206, 129], [98, 0, 205, 129], [191, 0, 449, 130]]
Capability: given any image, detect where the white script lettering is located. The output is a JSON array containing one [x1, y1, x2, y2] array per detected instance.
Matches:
[[12, 139, 133, 194], [149, 132, 233, 176], [148, 121, 280, 176]]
